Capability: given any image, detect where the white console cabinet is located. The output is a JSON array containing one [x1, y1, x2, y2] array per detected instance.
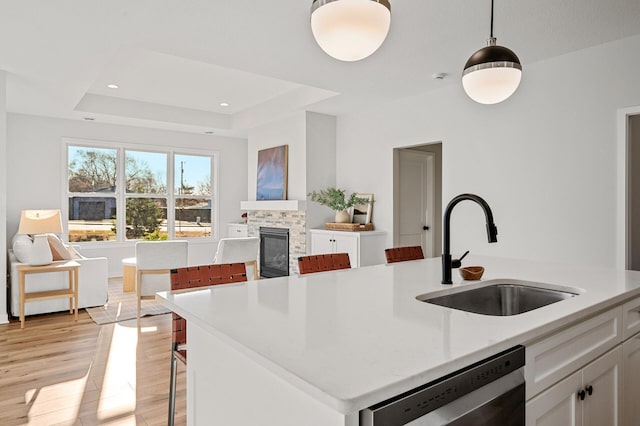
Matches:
[[309, 229, 386, 268]]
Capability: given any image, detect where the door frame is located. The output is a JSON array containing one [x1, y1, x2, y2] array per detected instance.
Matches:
[[617, 105, 640, 269], [393, 142, 443, 257]]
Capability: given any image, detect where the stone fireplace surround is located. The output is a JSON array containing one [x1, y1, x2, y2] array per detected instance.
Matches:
[[246, 209, 306, 276]]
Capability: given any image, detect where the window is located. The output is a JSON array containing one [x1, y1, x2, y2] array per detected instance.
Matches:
[[66, 142, 216, 243], [125, 150, 168, 240], [175, 154, 212, 239], [68, 146, 118, 242]]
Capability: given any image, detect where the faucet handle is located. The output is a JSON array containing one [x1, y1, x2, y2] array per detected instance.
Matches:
[[451, 250, 470, 269]]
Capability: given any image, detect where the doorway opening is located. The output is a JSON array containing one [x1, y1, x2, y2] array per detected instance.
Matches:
[[393, 142, 443, 258], [620, 109, 640, 270]]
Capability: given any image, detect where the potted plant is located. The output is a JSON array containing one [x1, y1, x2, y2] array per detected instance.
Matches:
[[308, 188, 369, 223]]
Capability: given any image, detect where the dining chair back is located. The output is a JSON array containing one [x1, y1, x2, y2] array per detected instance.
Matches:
[[135, 240, 188, 319], [213, 237, 260, 280], [297, 253, 351, 275], [384, 245, 425, 264], [168, 263, 248, 425]]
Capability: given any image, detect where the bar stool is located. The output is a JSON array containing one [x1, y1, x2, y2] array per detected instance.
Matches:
[[384, 246, 424, 264], [297, 253, 351, 275], [168, 263, 248, 425]]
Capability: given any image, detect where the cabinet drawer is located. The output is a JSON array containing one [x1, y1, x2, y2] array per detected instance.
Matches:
[[622, 296, 640, 340], [525, 307, 622, 400]]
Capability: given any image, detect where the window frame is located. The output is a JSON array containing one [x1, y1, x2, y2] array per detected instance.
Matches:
[[63, 138, 219, 246]]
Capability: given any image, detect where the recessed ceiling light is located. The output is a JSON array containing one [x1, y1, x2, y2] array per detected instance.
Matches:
[[219, 102, 230, 107], [432, 73, 447, 80], [106, 84, 119, 89]]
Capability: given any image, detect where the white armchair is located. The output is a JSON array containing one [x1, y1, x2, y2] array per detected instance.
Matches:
[[213, 237, 260, 280], [136, 240, 188, 318]]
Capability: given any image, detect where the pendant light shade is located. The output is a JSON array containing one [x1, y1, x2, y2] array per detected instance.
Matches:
[[462, 0, 522, 104], [311, 0, 391, 62]]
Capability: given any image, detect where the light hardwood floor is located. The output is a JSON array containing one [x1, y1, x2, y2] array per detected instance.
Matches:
[[0, 280, 185, 426]]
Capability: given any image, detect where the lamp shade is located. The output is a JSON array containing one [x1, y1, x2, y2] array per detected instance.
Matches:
[[18, 209, 63, 235], [311, 0, 391, 62], [462, 43, 522, 105]]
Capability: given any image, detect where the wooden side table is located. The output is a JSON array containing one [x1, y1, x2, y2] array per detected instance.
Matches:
[[122, 257, 136, 292], [18, 260, 80, 329]]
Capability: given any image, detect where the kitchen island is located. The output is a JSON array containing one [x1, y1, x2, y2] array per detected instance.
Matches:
[[157, 255, 640, 425]]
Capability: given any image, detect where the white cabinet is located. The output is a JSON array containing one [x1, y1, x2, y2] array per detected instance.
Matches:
[[227, 223, 248, 238], [525, 306, 623, 425], [309, 229, 386, 268], [622, 296, 640, 425], [526, 346, 622, 426], [525, 307, 622, 399]]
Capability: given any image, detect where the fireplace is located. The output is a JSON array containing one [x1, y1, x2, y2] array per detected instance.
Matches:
[[259, 227, 289, 278]]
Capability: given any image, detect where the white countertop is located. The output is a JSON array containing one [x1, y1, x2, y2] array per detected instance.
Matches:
[[157, 255, 640, 414]]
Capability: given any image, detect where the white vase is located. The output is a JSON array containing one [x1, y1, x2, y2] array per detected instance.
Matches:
[[334, 210, 350, 223]]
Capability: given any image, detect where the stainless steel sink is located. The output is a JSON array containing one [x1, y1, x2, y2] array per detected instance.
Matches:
[[417, 281, 580, 316]]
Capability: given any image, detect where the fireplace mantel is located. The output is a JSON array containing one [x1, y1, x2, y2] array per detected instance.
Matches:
[[240, 200, 306, 211]]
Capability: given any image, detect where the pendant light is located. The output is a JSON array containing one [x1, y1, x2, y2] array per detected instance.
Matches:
[[462, 0, 522, 104], [310, 0, 391, 62]]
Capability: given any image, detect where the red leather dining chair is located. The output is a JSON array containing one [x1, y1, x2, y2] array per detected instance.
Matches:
[[297, 253, 351, 275], [168, 263, 247, 425], [384, 246, 425, 264]]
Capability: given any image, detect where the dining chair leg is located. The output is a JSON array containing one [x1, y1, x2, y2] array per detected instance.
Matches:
[[136, 270, 142, 320], [168, 350, 177, 426]]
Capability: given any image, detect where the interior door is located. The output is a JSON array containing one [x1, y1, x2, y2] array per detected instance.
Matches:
[[398, 150, 435, 257]]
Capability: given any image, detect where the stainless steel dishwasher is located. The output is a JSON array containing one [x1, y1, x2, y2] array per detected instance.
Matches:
[[360, 345, 525, 426]]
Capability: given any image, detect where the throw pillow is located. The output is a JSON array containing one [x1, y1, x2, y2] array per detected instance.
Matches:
[[12, 234, 37, 263], [66, 244, 84, 260], [46, 233, 72, 260]]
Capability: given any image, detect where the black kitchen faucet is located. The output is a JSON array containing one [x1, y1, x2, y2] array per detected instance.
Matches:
[[442, 193, 498, 284]]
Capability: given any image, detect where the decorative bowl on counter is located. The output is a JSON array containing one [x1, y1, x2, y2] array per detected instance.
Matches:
[[459, 266, 484, 281]]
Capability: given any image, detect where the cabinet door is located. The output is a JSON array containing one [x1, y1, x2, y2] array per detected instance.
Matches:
[[333, 234, 358, 268], [526, 370, 582, 426], [582, 345, 622, 426], [623, 335, 640, 425], [311, 233, 335, 255]]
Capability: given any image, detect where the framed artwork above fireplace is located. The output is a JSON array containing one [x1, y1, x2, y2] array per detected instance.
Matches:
[[256, 145, 288, 200]]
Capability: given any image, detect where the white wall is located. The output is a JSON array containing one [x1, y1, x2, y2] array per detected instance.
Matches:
[[6, 113, 248, 276], [0, 71, 7, 323], [337, 35, 640, 268], [305, 112, 337, 230]]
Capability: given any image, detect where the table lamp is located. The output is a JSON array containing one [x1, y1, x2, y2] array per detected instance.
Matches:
[[17, 209, 63, 265]]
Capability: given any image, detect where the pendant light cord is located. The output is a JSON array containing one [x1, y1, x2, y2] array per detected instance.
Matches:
[[490, 0, 494, 38]]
